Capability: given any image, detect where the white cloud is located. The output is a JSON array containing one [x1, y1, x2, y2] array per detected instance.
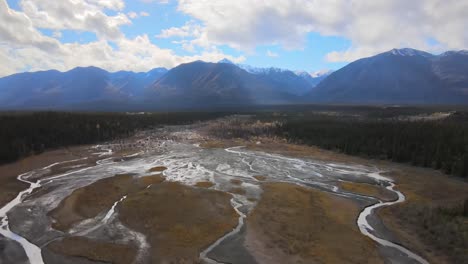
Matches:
[[128, 11, 150, 19], [177, 0, 468, 61], [266, 50, 278, 58], [87, 0, 125, 10], [156, 21, 201, 39], [0, 0, 61, 52], [140, 0, 169, 4], [127, 11, 138, 19], [19, 0, 131, 40], [0, 0, 244, 77]]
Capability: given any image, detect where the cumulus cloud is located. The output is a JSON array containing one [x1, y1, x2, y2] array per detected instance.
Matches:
[[19, 0, 131, 40], [156, 21, 201, 39], [0, 0, 244, 77], [176, 0, 468, 61], [0, 0, 61, 52]]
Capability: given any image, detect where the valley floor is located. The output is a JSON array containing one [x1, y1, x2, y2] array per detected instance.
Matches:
[[0, 120, 467, 264]]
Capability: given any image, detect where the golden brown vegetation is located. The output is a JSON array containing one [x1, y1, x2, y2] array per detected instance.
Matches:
[[0, 147, 91, 208], [230, 179, 243, 185], [195, 181, 215, 188], [118, 182, 238, 263], [148, 166, 167, 172], [49, 172, 168, 232], [246, 183, 383, 264], [378, 168, 468, 264], [339, 181, 395, 201], [48, 236, 137, 264], [137, 174, 165, 187], [229, 187, 246, 195]]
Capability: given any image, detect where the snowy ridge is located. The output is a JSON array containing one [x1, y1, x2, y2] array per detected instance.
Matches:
[[218, 58, 332, 80], [389, 48, 433, 57]]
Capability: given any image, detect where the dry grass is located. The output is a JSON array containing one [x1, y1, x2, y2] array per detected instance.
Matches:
[[236, 137, 468, 263], [148, 166, 167, 172], [377, 167, 468, 264], [118, 182, 238, 263], [138, 174, 165, 187], [0, 147, 91, 208], [340, 181, 395, 201], [49, 174, 137, 231], [195, 181, 215, 188], [230, 179, 243, 185], [229, 187, 246, 195], [246, 182, 383, 264], [48, 236, 137, 264]]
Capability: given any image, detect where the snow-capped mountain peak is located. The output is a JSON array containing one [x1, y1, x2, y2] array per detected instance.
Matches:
[[439, 50, 468, 57], [310, 69, 333, 78], [236, 64, 292, 75], [389, 48, 433, 57]]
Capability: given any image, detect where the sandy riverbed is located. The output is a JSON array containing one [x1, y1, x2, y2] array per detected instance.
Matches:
[[0, 123, 466, 264]]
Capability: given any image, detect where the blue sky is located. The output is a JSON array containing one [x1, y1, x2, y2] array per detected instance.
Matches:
[[1, 0, 467, 76]]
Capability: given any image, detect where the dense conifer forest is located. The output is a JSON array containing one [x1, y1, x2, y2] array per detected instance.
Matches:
[[0, 111, 226, 164], [276, 110, 468, 178], [2, 107, 468, 179]]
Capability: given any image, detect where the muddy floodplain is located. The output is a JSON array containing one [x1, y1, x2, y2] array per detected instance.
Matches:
[[0, 124, 467, 264]]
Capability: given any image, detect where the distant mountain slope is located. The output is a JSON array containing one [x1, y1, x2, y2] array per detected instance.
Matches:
[[220, 59, 328, 90], [1, 48, 468, 110], [0, 67, 167, 109], [308, 48, 468, 104], [146, 61, 314, 108], [296, 70, 333, 87]]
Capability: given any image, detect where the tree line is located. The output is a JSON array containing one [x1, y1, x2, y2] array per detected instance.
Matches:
[[276, 112, 468, 178], [0, 111, 226, 164]]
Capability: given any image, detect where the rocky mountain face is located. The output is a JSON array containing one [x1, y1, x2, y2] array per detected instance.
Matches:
[[146, 61, 311, 108], [308, 48, 468, 104]]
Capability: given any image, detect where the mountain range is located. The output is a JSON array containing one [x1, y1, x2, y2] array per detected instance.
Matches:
[[309, 48, 468, 104], [0, 48, 467, 110]]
